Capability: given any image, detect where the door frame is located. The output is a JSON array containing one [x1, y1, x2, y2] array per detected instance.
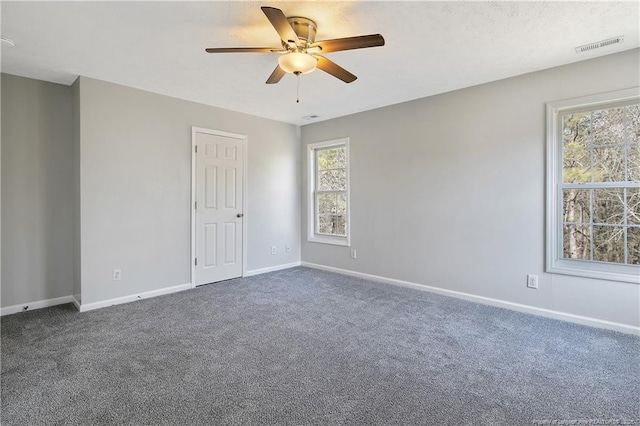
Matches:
[[190, 126, 248, 287]]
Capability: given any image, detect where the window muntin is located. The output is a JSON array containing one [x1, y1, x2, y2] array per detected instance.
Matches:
[[307, 139, 350, 246], [546, 88, 640, 283]]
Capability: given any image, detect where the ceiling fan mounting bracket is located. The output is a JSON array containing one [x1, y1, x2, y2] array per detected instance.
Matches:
[[285, 16, 317, 47]]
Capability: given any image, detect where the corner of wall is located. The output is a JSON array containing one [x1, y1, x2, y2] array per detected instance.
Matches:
[[71, 77, 82, 304]]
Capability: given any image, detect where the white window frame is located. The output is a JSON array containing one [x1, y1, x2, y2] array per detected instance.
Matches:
[[546, 87, 640, 284], [307, 138, 350, 246]]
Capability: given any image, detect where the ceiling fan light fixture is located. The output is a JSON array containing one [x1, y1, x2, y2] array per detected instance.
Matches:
[[278, 52, 316, 74]]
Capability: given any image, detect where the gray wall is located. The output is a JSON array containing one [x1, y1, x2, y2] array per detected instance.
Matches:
[[78, 77, 300, 305], [1, 74, 75, 306], [300, 49, 640, 328], [1, 74, 300, 308]]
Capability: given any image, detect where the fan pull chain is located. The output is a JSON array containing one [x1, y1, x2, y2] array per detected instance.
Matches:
[[296, 72, 300, 103]]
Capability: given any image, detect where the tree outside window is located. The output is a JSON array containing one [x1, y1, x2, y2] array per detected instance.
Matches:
[[561, 104, 639, 265], [316, 146, 347, 236]]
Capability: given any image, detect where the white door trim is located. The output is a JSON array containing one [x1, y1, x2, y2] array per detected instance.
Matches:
[[191, 126, 248, 287]]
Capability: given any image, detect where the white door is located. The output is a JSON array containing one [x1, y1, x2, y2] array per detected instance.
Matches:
[[194, 129, 244, 286]]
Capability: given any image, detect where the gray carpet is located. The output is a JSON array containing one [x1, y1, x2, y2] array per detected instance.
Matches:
[[1, 267, 639, 425]]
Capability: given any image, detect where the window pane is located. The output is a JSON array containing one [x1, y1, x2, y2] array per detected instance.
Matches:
[[592, 188, 624, 224], [627, 105, 640, 144], [563, 149, 590, 183], [628, 227, 640, 265], [336, 193, 347, 214], [318, 214, 346, 236], [317, 193, 337, 214], [335, 148, 347, 168], [317, 147, 346, 170], [335, 215, 346, 236], [563, 224, 590, 260], [593, 108, 624, 146], [593, 225, 624, 263], [318, 215, 332, 234], [562, 112, 590, 149], [628, 188, 640, 226], [563, 189, 590, 223], [629, 143, 640, 181], [592, 145, 625, 182], [318, 169, 346, 191]]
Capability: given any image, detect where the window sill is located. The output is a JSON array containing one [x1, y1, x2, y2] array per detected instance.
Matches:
[[308, 234, 350, 247], [547, 259, 640, 284]]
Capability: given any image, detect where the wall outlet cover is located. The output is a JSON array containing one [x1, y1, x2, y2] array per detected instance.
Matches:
[[527, 274, 538, 289]]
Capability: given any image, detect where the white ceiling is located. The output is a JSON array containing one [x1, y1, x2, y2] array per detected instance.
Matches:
[[2, 1, 638, 126]]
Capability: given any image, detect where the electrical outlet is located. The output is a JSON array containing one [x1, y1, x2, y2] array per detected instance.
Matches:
[[112, 269, 122, 281], [271, 246, 276, 255], [527, 274, 538, 289], [351, 249, 357, 259]]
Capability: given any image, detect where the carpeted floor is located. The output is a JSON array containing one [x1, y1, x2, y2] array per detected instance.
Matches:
[[1, 267, 639, 425]]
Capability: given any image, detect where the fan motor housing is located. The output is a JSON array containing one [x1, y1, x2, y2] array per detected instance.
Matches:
[[286, 16, 317, 47]]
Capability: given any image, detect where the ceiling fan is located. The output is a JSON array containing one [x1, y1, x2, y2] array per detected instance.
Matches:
[[205, 6, 385, 84]]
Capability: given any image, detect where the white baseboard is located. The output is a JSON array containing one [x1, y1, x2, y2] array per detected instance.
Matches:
[[301, 262, 640, 336], [78, 283, 193, 312], [0, 295, 76, 316], [244, 261, 301, 277]]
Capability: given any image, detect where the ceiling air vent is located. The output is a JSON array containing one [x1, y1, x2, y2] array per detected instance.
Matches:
[[1, 36, 15, 46], [575, 36, 624, 53]]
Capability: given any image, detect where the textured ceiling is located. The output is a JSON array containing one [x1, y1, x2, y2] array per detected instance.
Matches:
[[1, 1, 638, 125]]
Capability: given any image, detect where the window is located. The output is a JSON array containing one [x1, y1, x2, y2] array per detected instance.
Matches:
[[546, 88, 640, 283], [307, 138, 350, 246]]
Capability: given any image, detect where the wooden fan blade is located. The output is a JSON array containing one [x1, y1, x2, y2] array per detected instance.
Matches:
[[310, 34, 385, 53], [205, 47, 279, 53], [314, 56, 357, 83], [266, 65, 286, 84], [261, 6, 300, 45]]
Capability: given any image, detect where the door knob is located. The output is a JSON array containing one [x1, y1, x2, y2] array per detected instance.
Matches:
[[237, 213, 244, 218]]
